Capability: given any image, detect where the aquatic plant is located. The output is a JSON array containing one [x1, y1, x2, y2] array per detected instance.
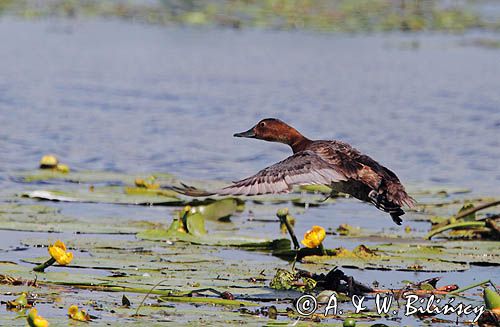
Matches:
[[33, 240, 73, 272], [68, 305, 91, 322], [1, 0, 497, 32], [26, 308, 49, 327], [301, 225, 326, 249], [0, 165, 498, 325]]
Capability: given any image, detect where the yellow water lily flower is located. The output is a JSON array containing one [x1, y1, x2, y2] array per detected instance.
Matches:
[[68, 305, 91, 322], [68, 305, 78, 317], [301, 225, 326, 248], [27, 308, 49, 327], [48, 240, 73, 265], [39, 155, 58, 169]]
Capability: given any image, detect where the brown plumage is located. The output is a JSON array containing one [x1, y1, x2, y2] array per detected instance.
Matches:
[[175, 118, 415, 225]]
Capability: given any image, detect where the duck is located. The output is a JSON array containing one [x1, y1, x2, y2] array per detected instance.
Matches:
[[176, 118, 415, 225]]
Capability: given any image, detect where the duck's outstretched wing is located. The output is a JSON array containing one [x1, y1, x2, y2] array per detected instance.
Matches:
[[217, 150, 346, 196], [170, 151, 347, 197]]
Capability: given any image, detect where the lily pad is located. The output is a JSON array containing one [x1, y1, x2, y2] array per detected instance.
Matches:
[[15, 170, 176, 185], [21, 187, 184, 205], [124, 187, 179, 198], [137, 228, 290, 249], [373, 241, 500, 265], [301, 253, 469, 272], [158, 295, 257, 307], [21, 251, 222, 271], [189, 198, 240, 221], [0, 203, 166, 234]]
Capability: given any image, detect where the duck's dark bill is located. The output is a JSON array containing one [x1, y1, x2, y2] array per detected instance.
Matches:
[[233, 128, 256, 138]]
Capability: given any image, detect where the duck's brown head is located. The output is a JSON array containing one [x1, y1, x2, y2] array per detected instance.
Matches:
[[234, 118, 311, 152]]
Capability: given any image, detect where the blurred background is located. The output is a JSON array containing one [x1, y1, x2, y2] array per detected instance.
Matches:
[[0, 0, 499, 193]]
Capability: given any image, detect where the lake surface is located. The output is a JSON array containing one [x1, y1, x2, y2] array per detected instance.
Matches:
[[0, 19, 499, 193], [0, 19, 499, 325]]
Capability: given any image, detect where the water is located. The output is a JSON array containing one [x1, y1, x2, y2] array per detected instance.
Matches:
[[0, 19, 499, 193], [0, 18, 499, 325]]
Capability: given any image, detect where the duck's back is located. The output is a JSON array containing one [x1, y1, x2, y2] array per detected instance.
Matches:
[[305, 140, 414, 209]]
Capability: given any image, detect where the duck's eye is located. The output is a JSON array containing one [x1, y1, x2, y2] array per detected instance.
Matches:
[[259, 122, 265, 127]]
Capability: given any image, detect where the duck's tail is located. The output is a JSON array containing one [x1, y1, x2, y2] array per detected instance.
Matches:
[[385, 180, 416, 208]]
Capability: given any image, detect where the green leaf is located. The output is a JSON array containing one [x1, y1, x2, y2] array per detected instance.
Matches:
[[185, 213, 207, 236], [191, 198, 239, 221], [21, 187, 184, 206], [137, 227, 290, 249], [484, 288, 500, 310], [373, 242, 500, 265], [123, 187, 179, 198], [0, 203, 166, 234], [16, 170, 175, 185], [158, 295, 257, 307]]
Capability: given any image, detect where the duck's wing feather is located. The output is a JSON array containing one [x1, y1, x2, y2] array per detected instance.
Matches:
[[217, 150, 347, 196]]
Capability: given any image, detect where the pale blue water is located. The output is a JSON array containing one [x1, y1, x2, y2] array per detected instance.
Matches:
[[0, 19, 499, 195], [0, 18, 499, 325]]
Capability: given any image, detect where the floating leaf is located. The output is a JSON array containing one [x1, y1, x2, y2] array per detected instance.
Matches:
[[0, 203, 166, 234], [190, 198, 239, 221], [484, 288, 500, 310], [124, 187, 178, 197], [158, 295, 257, 307], [299, 184, 333, 194], [300, 250, 468, 272], [137, 227, 290, 249], [373, 242, 500, 265], [21, 187, 184, 205], [16, 170, 176, 185]]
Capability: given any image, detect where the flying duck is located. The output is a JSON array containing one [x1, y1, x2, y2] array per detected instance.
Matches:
[[177, 118, 415, 225]]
